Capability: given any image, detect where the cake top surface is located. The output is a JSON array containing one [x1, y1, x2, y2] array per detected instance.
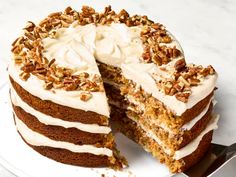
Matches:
[[9, 6, 217, 116]]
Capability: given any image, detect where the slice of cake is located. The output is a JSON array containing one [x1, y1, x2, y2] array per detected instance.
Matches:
[[9, 6, 219, 173]]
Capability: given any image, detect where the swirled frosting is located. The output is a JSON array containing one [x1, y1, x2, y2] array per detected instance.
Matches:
[[9, 21, 217, 116]]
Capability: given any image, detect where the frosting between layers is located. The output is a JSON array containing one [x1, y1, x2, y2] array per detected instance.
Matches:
[[10, 87, 111, 134], [181, 97, 214, 130], [127, 113, 219, 160], [8, 62, 110, 117], [126, 94, 214, 132], [14, 115, 113, 156], [174, 114, 219, 160], [122, 63, 217, 116]]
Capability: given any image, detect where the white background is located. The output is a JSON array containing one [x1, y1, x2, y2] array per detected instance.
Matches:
[[0, 0, 236, 176]]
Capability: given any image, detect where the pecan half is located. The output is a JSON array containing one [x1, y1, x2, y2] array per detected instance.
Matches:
[[174, 58, 186, 71]]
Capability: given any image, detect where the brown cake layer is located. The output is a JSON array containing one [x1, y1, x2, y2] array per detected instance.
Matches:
[[98, 62, 124, 85], [115, 115, 213, 173], [110, 104, 212, 152], [10, 76, 108, 125], [104, 83, 127, 109], [126, 103, 213, 151], [13, 114, 126, 169], [19, 133, 111, 167], [29, 145, 111, 167], [12, 104, 113, 146]]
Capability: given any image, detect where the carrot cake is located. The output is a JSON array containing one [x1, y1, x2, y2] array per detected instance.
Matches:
[[9, 6, 219, 173]]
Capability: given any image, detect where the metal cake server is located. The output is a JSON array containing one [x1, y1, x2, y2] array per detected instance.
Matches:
[[182, 143, 236, 177]]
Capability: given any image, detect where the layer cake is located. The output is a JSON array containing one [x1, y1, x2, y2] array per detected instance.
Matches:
[[9, 6, 219, 173]]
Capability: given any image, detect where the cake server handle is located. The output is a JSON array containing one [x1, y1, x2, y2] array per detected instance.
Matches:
[[183, 143, 236, 177], [202, 143, 236, 177]]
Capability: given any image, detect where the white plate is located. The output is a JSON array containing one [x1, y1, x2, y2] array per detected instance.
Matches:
[[0, 84, 172, 177]]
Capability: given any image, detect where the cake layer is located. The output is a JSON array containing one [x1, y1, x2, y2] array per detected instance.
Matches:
[[113, 114, 215, 173], [14, 114, 125, 168], [110, 102, 213, 152], [111, 103, 218, 173], [119, 113, 218, 161], [11, 87, 111, 134], [14, 115, 113, 156], [105, 82, 215, 152], [12, 104, 113, 146], [26, 142, 111, 167], [126, 102, 213, 151], [8, 61, 110, 117], [10, 77, 108, 125], [110, 104, 219, 159]]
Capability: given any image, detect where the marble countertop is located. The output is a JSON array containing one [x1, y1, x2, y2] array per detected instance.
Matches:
[[0, 0, 235, 176]]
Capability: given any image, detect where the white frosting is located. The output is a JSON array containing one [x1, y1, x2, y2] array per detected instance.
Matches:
[[127, 113, 219, 160], [14, 115, 113, 156], [95, 23, 143, 67], [43, 24, 98, 73], [174, 114, 219, 160], [181, 98, 214, 130], [10, 87, 111, 134], [8, 62, 110, 117]]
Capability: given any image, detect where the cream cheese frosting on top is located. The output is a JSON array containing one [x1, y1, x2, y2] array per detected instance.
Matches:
[[9, 21, 217, 116]]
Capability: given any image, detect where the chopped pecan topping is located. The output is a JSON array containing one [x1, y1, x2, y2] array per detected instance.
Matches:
[[188, 78, 200, 86], [12, 6, 151, 93], [153, 63, 216, 102], [175, 92, 191, 103], [44, 82, 53, 90], [174, 58, 186, 71], [79, 92, 93, 101], [24, 21, 36, 32], [11, 5, 216, 101], [142, 46, 151, 62], [14, 56, 23, 64], [140, 23, 182, 66], [173, 82, 185, 92], [19, 72, 30, 81], [65, 82, 78, 91], [21, 62, 36, 73]]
